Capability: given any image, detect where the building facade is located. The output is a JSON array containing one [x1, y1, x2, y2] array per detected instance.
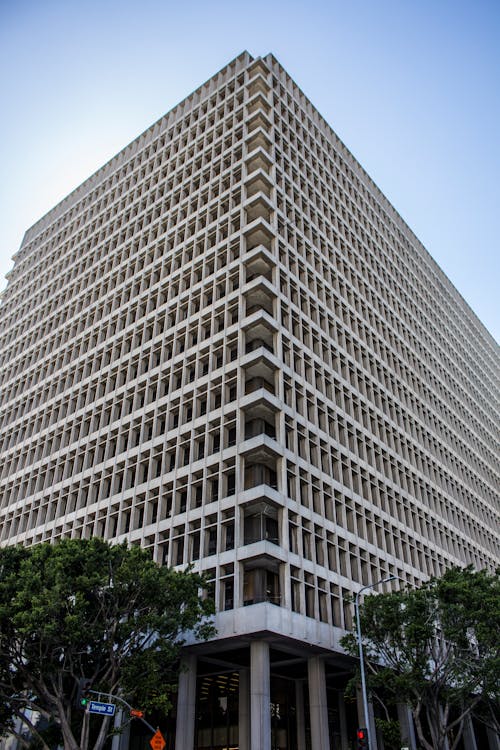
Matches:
[[0, 52, 498, 750]]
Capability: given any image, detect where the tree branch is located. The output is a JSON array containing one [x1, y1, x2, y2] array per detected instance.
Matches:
[[11, 709, 52, 750]]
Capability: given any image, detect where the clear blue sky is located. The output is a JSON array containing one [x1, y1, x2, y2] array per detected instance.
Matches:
[[1, 0, 499, 342]]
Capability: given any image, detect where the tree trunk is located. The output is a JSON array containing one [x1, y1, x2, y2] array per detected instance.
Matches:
[[79, 710, 90, 750], [93, 715, 112, 750], [12, 712, 52, 750], [7, 729, 35, 750], [425, 699, 451, 750], [413, 706, 434, 750], [450, 715, 464, 750], [61, 722, 81, 750], [55, 697, 80, 750]]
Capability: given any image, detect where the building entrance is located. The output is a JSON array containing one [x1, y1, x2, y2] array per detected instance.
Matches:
[[194, 671, 302, 750], [195, 671, 239, 750]]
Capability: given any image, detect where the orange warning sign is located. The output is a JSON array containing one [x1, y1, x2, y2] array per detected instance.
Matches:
[[150, 730, 166, 750]]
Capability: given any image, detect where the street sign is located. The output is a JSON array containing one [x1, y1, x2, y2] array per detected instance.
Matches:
[[88, 701, 116, 716], [150, 729, 166, 750]]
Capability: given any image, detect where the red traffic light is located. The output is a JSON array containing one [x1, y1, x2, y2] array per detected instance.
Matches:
[[356, 727, 368, 749], [130, 709, 144, 718]]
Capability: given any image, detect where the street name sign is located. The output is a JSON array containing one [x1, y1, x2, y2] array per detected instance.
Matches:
[[88, 701, 116, 716]]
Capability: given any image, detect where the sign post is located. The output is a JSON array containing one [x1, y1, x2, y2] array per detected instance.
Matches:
[[85, 687, 157, 734]]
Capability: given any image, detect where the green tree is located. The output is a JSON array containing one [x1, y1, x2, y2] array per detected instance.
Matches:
[[0, 538, 214, 750], [341, 566, 499, 750]]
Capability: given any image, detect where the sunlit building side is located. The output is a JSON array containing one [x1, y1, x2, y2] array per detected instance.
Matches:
[[0, 52, 498, 750]]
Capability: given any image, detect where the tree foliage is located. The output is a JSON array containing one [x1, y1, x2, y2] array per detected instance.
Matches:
[[341, 566, 499, 750], [0, 538, 214, 750]]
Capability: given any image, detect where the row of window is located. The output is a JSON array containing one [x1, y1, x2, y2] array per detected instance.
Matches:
[[0, 55, 497, 622], [269, 62, 496, 380], [1, 65, 263, 315]]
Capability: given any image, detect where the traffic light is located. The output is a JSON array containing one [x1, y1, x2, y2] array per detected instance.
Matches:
[[76, 678, 92, 709], [356, 727, 368, 749]]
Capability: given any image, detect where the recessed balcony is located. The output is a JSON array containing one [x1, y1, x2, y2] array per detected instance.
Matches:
[[245, 91, 271, 117], [246, 73, 270, 99], [242, 348, 279, 398], [245, 147, 273, 177], [245, 127, 273, 154], [243, 312, 278, 355], [243, 565, 281, 607], [244, 501, 279, 546], [245, 108, 272, 136], [244, 461, 278, 492], [244, 192, 273, 224], [244, 284, 276, 317], [243, 244, 276, 282], [245, 168, 273, 199]]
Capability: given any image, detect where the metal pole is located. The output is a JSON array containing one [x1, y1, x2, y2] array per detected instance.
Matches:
[[355, 576, 397, 750], [88, 689, 156, 734]]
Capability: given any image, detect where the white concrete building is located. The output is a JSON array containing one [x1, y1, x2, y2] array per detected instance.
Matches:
[[0, 52, 498, 750]]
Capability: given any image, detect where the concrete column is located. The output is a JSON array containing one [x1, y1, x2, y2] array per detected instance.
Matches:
[[2, 716, 23, 750], [250, 640, 271, 750], [397, 704, 417, 750], [462, 715, 478, 750], [239, 668, 250, 750], [369, 702, 379, 750], [111, 709, 130, 750], [295, 679, 306, 750], [337, 691, 350, 750], [308, 656, 330, 750], [486, 726, 500, 750], [250, 641, 271, 750], [175, 654, 197, 750]]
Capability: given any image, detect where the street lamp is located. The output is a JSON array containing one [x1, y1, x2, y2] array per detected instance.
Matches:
[[355, 575, 397, 750]]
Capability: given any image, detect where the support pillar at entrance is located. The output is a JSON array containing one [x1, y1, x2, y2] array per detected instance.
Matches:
[[174, 654, 197, 750], [487, 726, 500, 750], [462, 715, 478, 750], [356, 688, 378, 750], [250, 640, 271, 750], [397, 704, 417, 750], [337, 691, 350, 750], [308, 656, 330, 750], [295, 679, 306, 750], [239, 668, 250, 750], [111, 709, 130, 750]]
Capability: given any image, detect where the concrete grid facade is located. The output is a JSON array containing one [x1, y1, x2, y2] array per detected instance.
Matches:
[[0, 52, 498, 750]]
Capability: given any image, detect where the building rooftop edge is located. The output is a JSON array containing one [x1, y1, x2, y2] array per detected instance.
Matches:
[[10, 51, 499, 349], [14, 50, 255, 259], [261, 54, 499, 350]]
